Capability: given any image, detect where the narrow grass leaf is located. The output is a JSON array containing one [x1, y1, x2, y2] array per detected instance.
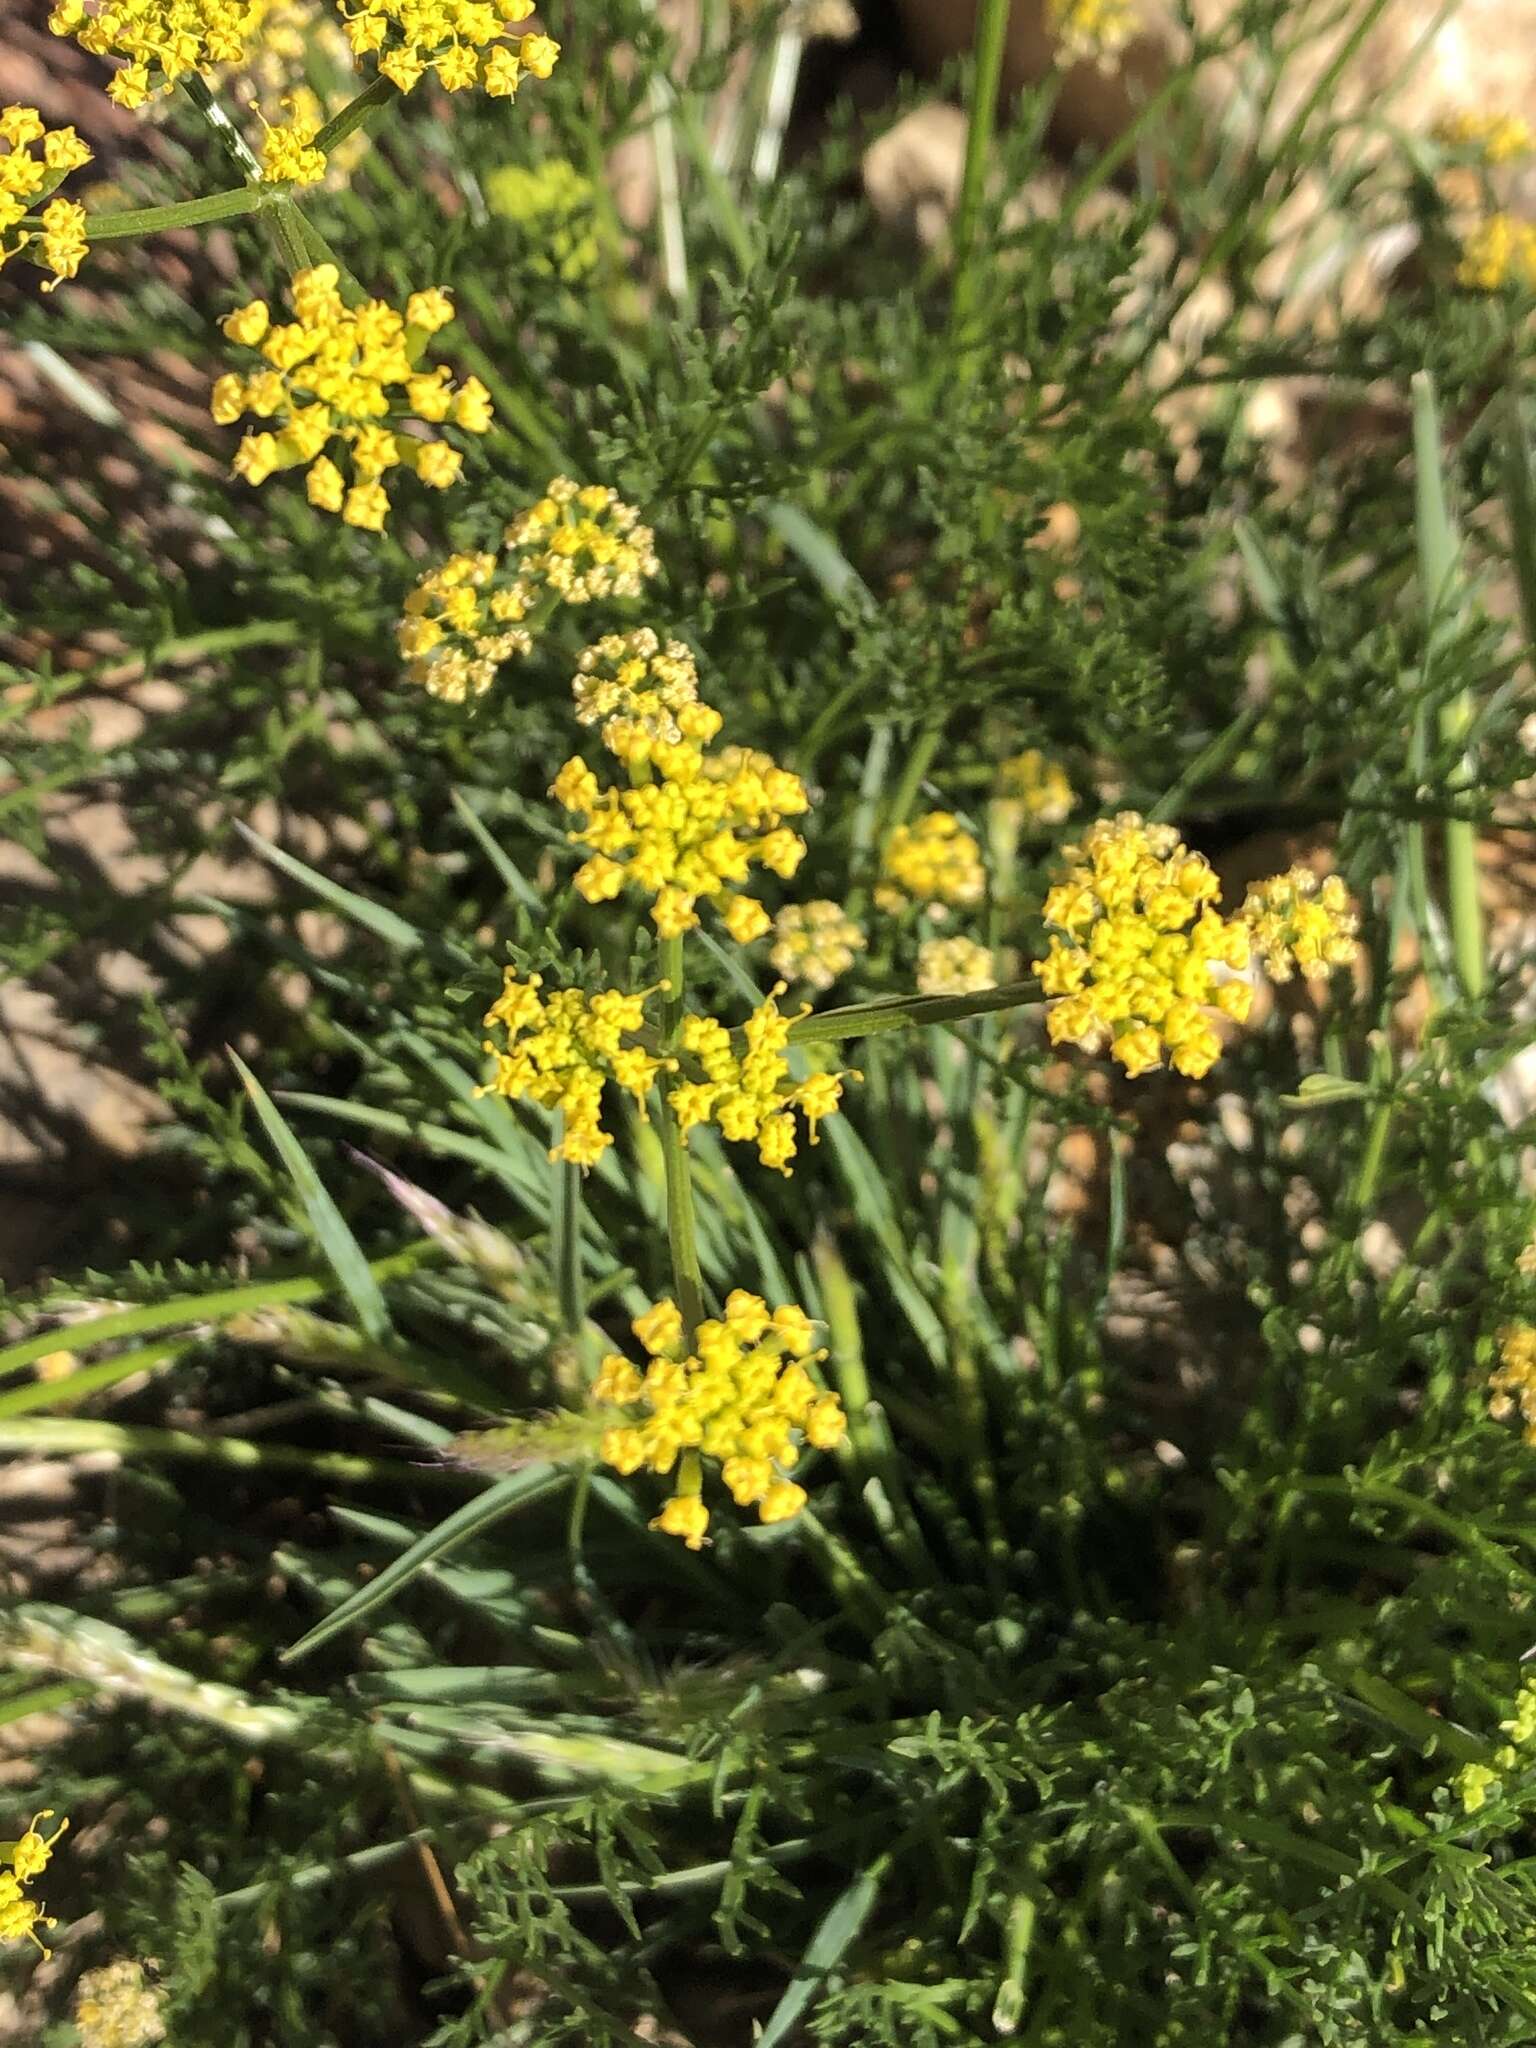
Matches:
[[756, 1853, 888, 2048], [281, 1465, 566, 1663], [233, 819, 423, 952], [232, 1052, 391, 1342]]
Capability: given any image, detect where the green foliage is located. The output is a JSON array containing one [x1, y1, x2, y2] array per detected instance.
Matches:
[[7, 0, 1536, 2041]]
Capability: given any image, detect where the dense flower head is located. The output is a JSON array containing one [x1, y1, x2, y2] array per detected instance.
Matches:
[[573, 629, 719, 766], [1239, 865, 1359, 982], [74, 1960, 166, 2048], [398, 551, 532, 701], [1456, 1674, 1536, 1813], [48, 0, 276, 104], [474, 970, 671, 1168], [0, 106, 92, 291], [399, 478, 660, 698], [485, 157, 601, 279], [505, 475, 661, 605], [259, 95, 328, 184], [595, 1290, 847, 1547], [1435, 108, 1535, 164], [0, 1809, 67, 1957], [338, 0, 559, 98], [212, 265, 492, 529], [770, 900, 865, 992], [1046, 0, 1138, 65], [917, 934, 996, 996], [882, 811, 986, 908], [995, 747, 1073, 828], [555, 737, 809, 942], [1457, 212, 1536, 290], [1033, 813, 1253, 1080], [1489, 1323, 1536, 1444], [668, 987, 849, 1174]]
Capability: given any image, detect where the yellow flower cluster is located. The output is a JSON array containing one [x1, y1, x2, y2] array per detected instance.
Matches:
[[49, 0, 273, 105], [75, 1960, 166, 2048], [399, 478, 660, 698], [573, 629, 716, 766], [475, 970, 670, 1168], [594, 1292, 847, 1548], [1457, 212, 1536, 291], [1034, 813, 1252, 1080], [1046, 0, 1138, 65], [1457, 1675, 1536, 1814], [0, 106, 92, 292], [506, 476, 661, 605], [1435, 108, 1535, 164], [485, 157, 601, 280], [1239, 866, 1359, 982], [770, 900, 866, 992], [882, 811, 986, 909], [995, 747, 1073, 829], [339, 0, 558, 98], [554, 736, 809, 942], [1488, 1323, 1536, 1445], [212, 266, 492, 530], [0, 1809, 67, 1957], [259, 96, 328, 184], [668, 988, 848, 1174], [398, 551, 532, 702], [917, 934, 996, 996]]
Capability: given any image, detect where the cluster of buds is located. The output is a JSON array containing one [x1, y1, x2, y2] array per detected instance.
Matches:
[[400, 478, 661, 698], [572, 629, 711, 766], [595, 1293, 847, 1547], [770, 900, 866, 993], [881, 811, 987, 910]]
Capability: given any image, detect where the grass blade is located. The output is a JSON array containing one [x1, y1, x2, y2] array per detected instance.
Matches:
[[756, 1853, 888, 2048], [231, 1052, 391, 1342], [281, 1465, 566, 1663], [233, 819, 424, 952]]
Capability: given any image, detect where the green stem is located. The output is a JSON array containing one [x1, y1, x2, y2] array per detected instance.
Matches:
[[76, 185, 274, 241], [659, 933, 707, 1335], [0, 1242, 437, 1378], [786, 977, 1042, 1049], [314, 72, 400, 155], [1412, 370, 1485, 1000], [949, 0, 1012, 344], [0, 1416, 459, 1485]]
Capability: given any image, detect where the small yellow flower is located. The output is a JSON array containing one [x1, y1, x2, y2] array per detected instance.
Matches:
[[883, 812, 986, 908], [474, 970, 671, 1169], [337, 0, 559, 98], [770, 901, 865, 993], [995, 747, 1073, 829], [50, 0, 271, 102], [1046, 0, 1138, 65], [0, 107, 92, 290], [571, 628, 713, 765], [1239, 865, 1359, 982], [598, 1292, 845, 1542], [400, 479, 660, 698], [214, 265, 490, 524], [1032, 813, 1250, 1081], [1435, 108, 1535, 165], [259, 97, 327, 185], [667, 988, 850, 1173], [1457, 212, 1536, 290], [917, 935, 996, 996], [1489, 1323, 1536, 1443], [0, 1808, 67, 1957]]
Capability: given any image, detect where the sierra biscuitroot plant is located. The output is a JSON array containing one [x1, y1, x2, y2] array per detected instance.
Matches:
[[10, 0, 1536, 2039]]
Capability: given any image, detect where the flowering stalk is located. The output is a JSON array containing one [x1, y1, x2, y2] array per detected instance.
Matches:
[[659, 931, 708, 1338]]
